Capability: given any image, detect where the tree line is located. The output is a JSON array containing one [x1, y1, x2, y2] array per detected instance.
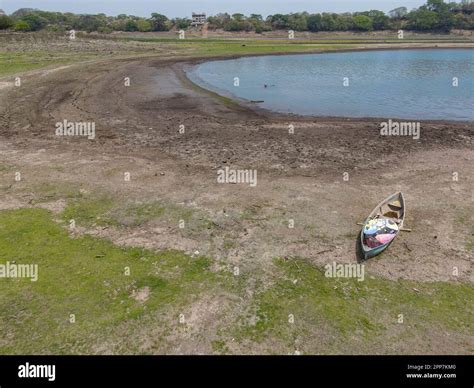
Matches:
[[0, 0, 473, 33]]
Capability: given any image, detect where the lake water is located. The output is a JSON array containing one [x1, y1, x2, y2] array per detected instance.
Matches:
[[188, 49, 474, 121]]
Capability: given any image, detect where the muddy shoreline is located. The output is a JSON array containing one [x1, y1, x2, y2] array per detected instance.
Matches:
[[0, 44, 472, 284], [178, 45, 474, 124]]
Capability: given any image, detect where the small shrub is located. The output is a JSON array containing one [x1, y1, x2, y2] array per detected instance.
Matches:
[[14, 20, 32, 32]]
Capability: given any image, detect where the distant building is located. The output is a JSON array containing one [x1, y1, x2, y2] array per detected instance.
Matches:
[[191, 13, 206, 26], [0, 9, 6, 16]]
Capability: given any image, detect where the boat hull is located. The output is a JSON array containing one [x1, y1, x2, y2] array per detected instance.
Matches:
[[362, 241, 390, 260], [360, 192, 405, 260]]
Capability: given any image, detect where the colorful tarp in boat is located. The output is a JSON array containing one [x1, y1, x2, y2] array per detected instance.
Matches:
[[363, 217, 399, 248]]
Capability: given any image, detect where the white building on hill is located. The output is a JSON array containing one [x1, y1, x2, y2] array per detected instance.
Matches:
[[191, 13, 206, 26]]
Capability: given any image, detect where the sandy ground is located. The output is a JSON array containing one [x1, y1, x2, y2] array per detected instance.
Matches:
[[0, 48, 472, 286]]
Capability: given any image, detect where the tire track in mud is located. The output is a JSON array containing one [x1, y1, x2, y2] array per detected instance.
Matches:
[[0, 61, 130, 140]]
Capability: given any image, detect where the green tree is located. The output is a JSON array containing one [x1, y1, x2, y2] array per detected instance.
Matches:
[[334, 14, 353, 30], [288, 13, 308, 31], [453, 12, 471, 29], [14, 20, 31, 31], [224, 20, 243, 31], [173, 18, 191, 30], [424, 0, 455, 31], [3, 3, 467, 35], [232, 13, 245, 22], [249, 14, 263, 21], [110, 19, 127, 31], [136, 19, 152, 32], [207, 13, 231, 29], [0, 15, 14, 30], [389, 7, 408, 18], [320, 13, 337, 31], [461, 1, 474, 15], [307, 14, 323, 32], [248, 14, 266, 32], [150, 13, 169, 31], [124, 19, 138, 31], [224, 18, 253, 32], [11, 8, 36, 18], [97, 26, 113, 34], [407, 1, 455, 32], [408, 8, 439, 30], [73, 14, 105, 32], [426, 0, 449, 12], [353, 15, 374, 31], [368, 10, 390, 30], [20, 13, 48, 31], [271, 14, 289, 29]]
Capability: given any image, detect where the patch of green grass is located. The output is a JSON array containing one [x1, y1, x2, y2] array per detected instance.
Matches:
[[0, 208, 219, 354], [232, 258, 473, 349], [117, 36, 359, 57], [0, 208, 472, 354], [119, 34, 472, 58], [30, 182, 83, 203], [61, 195, 117, 227], [0, 52, 85, 78], [60, 194, 170, 228], [0, 52, 57, 77], [60, 193, 217, 235], [0, 48, 141, 78], [211, 339, 229, 354], [188, 42, 355, 57]]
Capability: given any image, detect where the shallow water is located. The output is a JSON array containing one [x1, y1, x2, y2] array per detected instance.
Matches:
[[188, 49, 474, 121]]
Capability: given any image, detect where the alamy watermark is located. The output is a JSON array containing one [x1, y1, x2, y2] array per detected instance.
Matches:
[[324, 261, 365, 282], [217, 167, 257, 187], [0, 261, 38, 282], [18, 363, 55, 382], [380, 119, 420, 140], [55, 119, 96, 140]]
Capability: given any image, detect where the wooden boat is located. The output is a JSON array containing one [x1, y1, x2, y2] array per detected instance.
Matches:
[[360, 192, 405, 260]]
